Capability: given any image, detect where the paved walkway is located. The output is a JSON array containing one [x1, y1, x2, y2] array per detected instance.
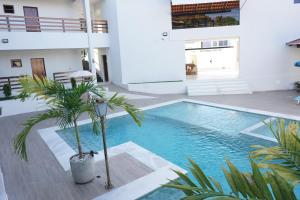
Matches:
[[107, 84, 300, 116], [0, 84, 300, 200]]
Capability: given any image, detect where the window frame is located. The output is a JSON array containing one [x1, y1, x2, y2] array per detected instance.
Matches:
[[3, 5, 15, 14]]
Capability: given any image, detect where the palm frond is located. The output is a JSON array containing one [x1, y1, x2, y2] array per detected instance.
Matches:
[[250, 119, 300, 186], [107, 93, 143, 126], [14, 109, 61, 161], [15, 76, 143, 161], [163, 159, 297, 200], [15, 77, 101, 160], [18, 75, 54, 101]]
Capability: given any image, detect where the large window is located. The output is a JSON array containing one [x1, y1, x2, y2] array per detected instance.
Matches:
[[295, 0, 300, 3], [172, 1, 240, 29]]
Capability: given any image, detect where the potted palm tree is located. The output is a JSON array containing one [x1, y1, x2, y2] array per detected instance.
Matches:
[[14, 76, 142, 184]]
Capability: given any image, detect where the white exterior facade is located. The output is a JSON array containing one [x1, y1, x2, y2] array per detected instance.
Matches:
[[0, 49, 82, 78], [1, 0, 300, 94], [0, 0, 109, 84], [101, 0, 300, 93]]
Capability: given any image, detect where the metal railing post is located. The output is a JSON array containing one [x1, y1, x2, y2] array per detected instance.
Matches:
[[6, 16, 11, 32], [62, 19, 65, 32]]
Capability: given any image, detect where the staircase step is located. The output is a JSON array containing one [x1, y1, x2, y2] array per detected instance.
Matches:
[[187, 79, 252, 96]]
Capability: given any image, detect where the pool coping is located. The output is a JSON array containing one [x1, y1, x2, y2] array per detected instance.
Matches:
[[38, 129, 186, 200], [98, 98, 299, 143], [39, 97, 300, 170], [240, 117, 278, 143], [182, 99, 300, 142], [38, 98, 300, 199]]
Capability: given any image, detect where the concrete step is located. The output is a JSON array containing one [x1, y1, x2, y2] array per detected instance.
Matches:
[[187, 79, 252, 96]]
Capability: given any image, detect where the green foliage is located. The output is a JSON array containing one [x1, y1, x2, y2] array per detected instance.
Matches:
[[14, 76, 143, 161], [164, 119, 300, 199], [70, 78, 77, 89], [215, 16, 239, 26], [251, 119, 300, 186], [164, 159, 296, 200], [3, 83, 12, 97]]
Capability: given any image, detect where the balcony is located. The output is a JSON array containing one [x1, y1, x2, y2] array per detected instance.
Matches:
[[0, 15, 108, 33], [171, 1, 240, 29], [0, 15, 109, 50]]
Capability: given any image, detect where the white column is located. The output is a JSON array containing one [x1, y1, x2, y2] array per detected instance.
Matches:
[[82, 0, 97, 80]]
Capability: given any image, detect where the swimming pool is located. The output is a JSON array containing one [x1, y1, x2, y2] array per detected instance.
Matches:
[[57, 101, 289, 199]]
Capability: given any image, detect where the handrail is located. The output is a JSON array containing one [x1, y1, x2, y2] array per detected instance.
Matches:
[[53, 71, 92, 84], [0, 15, 108, 33], [0, 75, 24, 91]]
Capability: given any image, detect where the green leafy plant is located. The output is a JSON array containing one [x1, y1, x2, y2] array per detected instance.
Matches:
[[251, 119, 300, 186], [164, 159, 296, 200], [3, 83, 12, 97], [164, 119, 300, 199], [215, 16, 239, 26], [70, 77, 77, 89], [14, 76, 143, 161]]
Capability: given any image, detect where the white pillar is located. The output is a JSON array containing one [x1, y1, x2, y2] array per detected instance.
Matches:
[[82, 0, 97, 81]]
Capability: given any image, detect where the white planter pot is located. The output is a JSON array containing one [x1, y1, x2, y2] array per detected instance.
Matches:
[[70, 153, 95, 184]]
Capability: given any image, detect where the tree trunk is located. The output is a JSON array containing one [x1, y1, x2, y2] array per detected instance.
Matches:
[[74, 120, 83, 158]]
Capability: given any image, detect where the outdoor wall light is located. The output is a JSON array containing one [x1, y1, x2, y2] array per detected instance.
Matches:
[[1, 39, 9, 43], [94, 99, 108, 117], [162, 32, 168, 37]]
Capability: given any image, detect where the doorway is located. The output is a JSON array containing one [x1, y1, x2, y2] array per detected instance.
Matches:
[[31, 58, 46, 79], [23, 6, 40, 32], [102, 55, 109, 82], [185, 38, 240, 80]]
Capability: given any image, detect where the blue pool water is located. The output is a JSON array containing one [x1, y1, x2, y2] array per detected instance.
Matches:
[[254, 119, 295, 138], [57, 102, 293, 199]]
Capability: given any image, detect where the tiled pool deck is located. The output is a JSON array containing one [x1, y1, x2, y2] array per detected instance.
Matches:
[[1, 85, 300, 200]]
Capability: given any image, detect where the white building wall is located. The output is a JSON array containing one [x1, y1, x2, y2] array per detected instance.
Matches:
[[0, 0, 82, 18], [99, 0, 123, 85], [172, 0, 300, 91], [0, 0, 109, 82], [0, 32, 88, 50], [0, 0, 299, 93], [0, 0, 109, 51], [116, 0, 186, 84], [94, 48, 109, 77], [98, 0, 185, 86], [0, 49, 82, 79], [238, 0, 300, 91]]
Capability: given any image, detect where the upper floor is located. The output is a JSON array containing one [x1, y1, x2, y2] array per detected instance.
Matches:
[[0, 0, 109, 50]]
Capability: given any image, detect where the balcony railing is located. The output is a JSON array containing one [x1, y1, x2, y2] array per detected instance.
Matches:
[[53, 71, 91, 84], [0, 15, 108, 33], [0, 75, 24, 91]]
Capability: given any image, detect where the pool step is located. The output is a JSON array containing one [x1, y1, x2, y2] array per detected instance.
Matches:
[[187, 79, 252, 96]]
